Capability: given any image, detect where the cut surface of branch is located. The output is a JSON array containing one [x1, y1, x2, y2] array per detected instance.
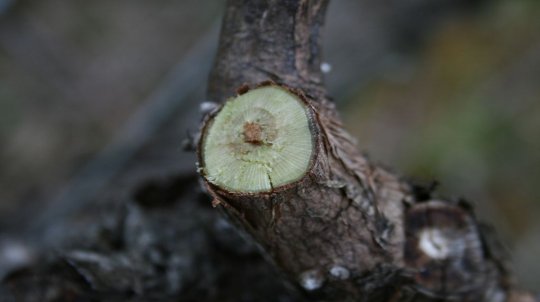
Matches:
[[201, 85, 315, 193]]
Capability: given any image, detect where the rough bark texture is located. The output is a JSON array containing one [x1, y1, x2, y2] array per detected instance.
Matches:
[[201, 0, 538, 301]]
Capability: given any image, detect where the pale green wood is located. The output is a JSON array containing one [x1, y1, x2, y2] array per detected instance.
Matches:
[[202, 86, 313, 192]]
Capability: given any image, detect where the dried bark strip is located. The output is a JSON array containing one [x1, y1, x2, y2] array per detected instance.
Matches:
[[201, 0, 538, 301]]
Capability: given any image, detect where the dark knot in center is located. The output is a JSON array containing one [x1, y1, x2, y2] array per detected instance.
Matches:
[[243, 122, 263, 145]]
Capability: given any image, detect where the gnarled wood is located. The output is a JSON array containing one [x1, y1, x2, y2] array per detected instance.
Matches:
[[201, 1, 537, 301]]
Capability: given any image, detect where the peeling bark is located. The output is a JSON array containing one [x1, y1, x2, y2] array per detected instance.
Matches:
[[201, 0, 537, 301]]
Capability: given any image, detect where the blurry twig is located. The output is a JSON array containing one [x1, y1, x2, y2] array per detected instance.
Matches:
[[24, 23, 219, 248]]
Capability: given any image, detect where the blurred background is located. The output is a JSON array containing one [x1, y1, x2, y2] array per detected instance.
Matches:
[[0, 0, 538, 292]]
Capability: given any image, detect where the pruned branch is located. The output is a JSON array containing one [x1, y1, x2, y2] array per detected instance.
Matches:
[[200, 1, 537, 301], [0, 1, 537, 302]]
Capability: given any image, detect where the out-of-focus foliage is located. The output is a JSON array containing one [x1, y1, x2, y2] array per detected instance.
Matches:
[[343, 0, 540, 288]]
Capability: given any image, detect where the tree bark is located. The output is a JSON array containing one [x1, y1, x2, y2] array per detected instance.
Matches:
[[0, 1, 537, 301], [200, 0, 537, 301]]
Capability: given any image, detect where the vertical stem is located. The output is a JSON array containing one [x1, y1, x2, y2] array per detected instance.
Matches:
[[208, 0, 329, 102]]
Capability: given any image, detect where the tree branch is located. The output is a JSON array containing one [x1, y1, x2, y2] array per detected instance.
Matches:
[[200, 1, 537, 301], [208, 0, 328, 102]]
